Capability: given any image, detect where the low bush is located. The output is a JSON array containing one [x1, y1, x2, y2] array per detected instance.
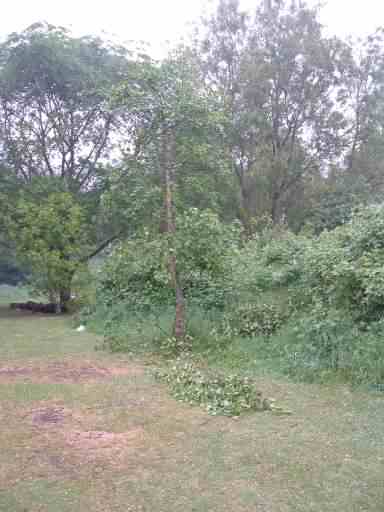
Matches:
[[229, 230, 308, 300], [262, 310, 384, 386], [297, 205, 384, 322], [230, 302, 288, 337], [152, 334, 194, 357]]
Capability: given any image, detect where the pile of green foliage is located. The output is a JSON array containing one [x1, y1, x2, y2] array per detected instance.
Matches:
[[155, 359, 272, 416]]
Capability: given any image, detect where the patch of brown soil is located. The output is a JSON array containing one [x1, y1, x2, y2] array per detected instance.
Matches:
[[64, 428, 145, 454], [0, 361, 143, 383], [107, 366, 142, 377], [32, 406, 68, 425], [48, 427, 148, 473], [22, 403, 75, 429], [0, 366, 32, 377], [7, 402, 150, 481]]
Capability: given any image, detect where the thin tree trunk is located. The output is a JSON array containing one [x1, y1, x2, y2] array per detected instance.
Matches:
[[271, 190, 280, 224], [239, 194, 251, 240], [235, 163, 253, 240], [58, 271, 75, 313], [173, 279, 186, 340], [160, 127, 186, 341], [59, 287, 71, 312]]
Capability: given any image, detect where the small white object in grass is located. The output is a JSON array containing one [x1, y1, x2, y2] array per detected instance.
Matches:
[[76, 325, 86, 332]]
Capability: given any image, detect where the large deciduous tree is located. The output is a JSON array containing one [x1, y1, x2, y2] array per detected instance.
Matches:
[[0, 22, 128, 193], [0, 23, 133, 304], [307, 30, 384, 231], [198, 0, 347, 232], [341, 30, 384, 194]]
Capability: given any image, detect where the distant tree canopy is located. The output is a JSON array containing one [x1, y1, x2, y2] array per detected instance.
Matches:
[[0, 22, 130, 193]]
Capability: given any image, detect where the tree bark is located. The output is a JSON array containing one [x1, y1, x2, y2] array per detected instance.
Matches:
[[239, 179, 253, 239], [160, 127, 186, 341], [57, 270, 75, 313], [271, 190, 281, 224], [167, 245, 186, 341], [235, 162, 253, 240], [59, 287, 71, 312]]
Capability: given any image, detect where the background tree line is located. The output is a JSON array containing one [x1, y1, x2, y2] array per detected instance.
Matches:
[[1, 0, 384, 334]]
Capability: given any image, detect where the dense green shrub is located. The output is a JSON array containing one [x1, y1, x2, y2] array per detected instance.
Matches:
[[92, 205, 384, 388], [98, 209, 240, 312], [229, 231, 309, 302], [297, 205, 384, 321], [223, 302, 289, 338], [99, 236, 172, 310]]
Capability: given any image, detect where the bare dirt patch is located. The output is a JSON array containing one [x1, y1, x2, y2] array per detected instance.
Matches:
[[0, 361, 143, 383], [2, 400, 151, 483], [63, 428, 146, 461], [42, 421, 149, 476], [32, 406, 68, 425]]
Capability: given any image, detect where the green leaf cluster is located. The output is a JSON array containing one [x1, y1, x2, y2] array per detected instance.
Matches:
[[98, 209, 240, 311], [5, 192, 89, 300]]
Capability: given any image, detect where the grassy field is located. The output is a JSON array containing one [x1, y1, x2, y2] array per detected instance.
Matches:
[[0, 286, 383, 511]]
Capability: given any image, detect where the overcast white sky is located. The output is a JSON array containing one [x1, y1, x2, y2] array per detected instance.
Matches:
[[1, 0, 384, 56]]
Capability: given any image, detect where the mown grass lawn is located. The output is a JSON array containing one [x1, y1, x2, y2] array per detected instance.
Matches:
[[0, 286, 383, 512]]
